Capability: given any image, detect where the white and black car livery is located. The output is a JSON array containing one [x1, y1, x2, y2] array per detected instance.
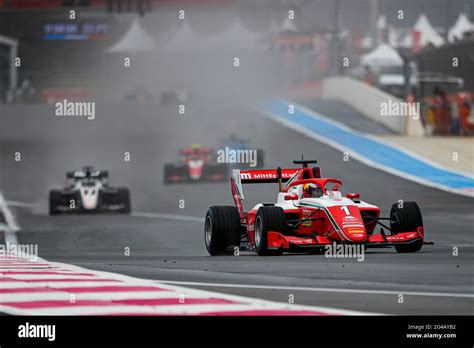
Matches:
[[49, 166, 131, 215]]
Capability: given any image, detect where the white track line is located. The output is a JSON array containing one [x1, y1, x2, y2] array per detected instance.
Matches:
[[153, 280, 474, 299], [1, 198, 204, 223], [131, 211, 204, 223], [4, 201, 35, 208]]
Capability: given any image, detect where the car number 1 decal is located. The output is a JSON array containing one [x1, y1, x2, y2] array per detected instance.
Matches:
[[340, 205, 350, 216]]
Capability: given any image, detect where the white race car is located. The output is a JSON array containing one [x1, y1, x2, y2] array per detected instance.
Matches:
[[49, 166, 131, 215]]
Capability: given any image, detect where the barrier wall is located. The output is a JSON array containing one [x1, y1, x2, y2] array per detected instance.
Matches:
[[322, 76, 424, 136]]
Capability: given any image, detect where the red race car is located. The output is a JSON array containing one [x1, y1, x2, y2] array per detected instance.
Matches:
[[164, 145, 228, 184], [204, 160, 430, 256]]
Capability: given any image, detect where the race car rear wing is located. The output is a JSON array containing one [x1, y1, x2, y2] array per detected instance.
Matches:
[[231, 168, 300, 220], [179, 147, 213, 155], [237, 168, 300, 184], [231, 168, 299, 198]]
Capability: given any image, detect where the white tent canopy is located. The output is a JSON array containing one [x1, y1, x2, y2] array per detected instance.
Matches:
[[107, 19, 157, 53], [160, 18, 261, 51], [159, 21, 194, 50], [201, 19, 261, 49], [401, 14, 445, 48], [448, 13, 474, 42], [361, 43, 403, 67]]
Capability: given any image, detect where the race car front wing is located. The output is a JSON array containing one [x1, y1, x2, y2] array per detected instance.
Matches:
[[263, 226, 431, 251]]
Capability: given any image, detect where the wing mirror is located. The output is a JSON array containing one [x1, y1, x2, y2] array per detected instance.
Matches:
[[346, 193, 360, 199], [284, 194, 299, 201]]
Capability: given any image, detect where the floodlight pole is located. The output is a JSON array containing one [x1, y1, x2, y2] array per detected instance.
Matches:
[[0, 34, 19, 92]]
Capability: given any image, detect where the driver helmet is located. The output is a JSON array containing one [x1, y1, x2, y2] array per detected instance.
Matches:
[[191, 143, 203, 153], [303, 183, 323, 198]]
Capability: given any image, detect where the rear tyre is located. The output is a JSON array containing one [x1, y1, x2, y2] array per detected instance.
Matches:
[[204, 163, 228, 182], [254, 206, 286, 256], [164, 164, 188, 184], [49, 190, 61, 215], [205, 206, 241, 256], [390, 201, 423, 253], [118, 188, 131, 214], [163, 164, 175, 184]]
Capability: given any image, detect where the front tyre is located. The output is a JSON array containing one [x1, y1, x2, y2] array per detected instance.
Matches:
[[254, 206, 286, 256], [390, 201, 423, 253], [205, 206, 241, 256], [118, 188, 131, 214], [49, 190, 61, 215]]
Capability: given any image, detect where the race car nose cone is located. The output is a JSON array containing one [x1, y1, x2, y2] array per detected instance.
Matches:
[[347, 232, 366, 243], [343, 228, 366, 243]]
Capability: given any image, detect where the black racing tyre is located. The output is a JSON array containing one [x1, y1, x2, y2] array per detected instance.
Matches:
[[49, 190, 61, 215], [254, 206, 286, 256], [164, 164, 187, 184], [163, 164, 175, 184], [118, 188, 131, 214], [204, 163, 228, 182], [390, 201, 423, 253], [205, 206, 241, 256]]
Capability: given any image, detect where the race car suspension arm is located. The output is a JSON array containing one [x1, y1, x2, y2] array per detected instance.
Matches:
[[361, 212, 393, 232], [287, 208, 324, 228], [286, 217, 325, 228]]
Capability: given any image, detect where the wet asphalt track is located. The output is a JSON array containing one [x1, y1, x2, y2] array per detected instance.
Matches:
[[0, 101, 473, 315]]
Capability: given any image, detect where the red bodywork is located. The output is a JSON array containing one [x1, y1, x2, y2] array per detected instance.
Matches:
[[231, 166, 425, 253], [179, 147, 214, 180], [165, 147, 227, 183]]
